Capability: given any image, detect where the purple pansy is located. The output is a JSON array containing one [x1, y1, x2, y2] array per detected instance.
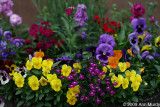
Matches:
[[122, 49, 130, 62], [3, 31, 12, 40], [131, 45, 140, 55], [96, 43, 113, 63], [0, 29, 3, 35], [143, 32, 152, 45], [76, 49, 83, 59], [98, 34, 116, 48], [141, 51, 154, 60], [12, 39, 24, 47], [131, 18, 147, 34], [128, 32, 138, 45]]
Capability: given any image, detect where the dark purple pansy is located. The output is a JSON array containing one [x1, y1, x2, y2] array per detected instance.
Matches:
[[143, 32, 152, 45], [76, 49, 83, 59], [131, 18, 147, 34], [3, 31, 12, 40], [0, 29, 3, 35], [96, 43, 113, 63], [86, 46, 97, 56], [122, 49, 130, 62], [128, 32, 138, 45], [98, 34, 116, 48]]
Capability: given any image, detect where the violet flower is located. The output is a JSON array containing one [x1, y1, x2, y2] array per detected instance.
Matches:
[[141, 51, 154, 60], [86, 46, 97, 56], [131, 45, 140, 55], [79, 74, 84, 80], [96, 43, 114, 63], [98, 34, 116, 48], [106, 86, 111, 91], [76, 49, 83, 59], [131, 18, 147, 34], [10, 14, 22, 26], [143, 32, 152, 45], [12, 39, 24, 47], [3, 31, 12, 40], [95, 97, 101, 103], [128, 32, 138, 45], [110, 90, 116, 95], [0, 29, 2, 35], [122, 49, 130, 62]]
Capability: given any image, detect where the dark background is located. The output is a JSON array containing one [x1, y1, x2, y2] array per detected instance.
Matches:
[[12, 0, 160, 26]]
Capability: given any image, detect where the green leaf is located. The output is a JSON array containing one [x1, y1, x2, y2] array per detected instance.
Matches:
[[26, 94, 34, 100], [53, 61, 61, 68], [54, 99, 57, 105], [118, 24, 125, 43], [43, 88, 50, 93], [120, 91, 126, 98], [154, 65, 160, 74], [132, 96, 138, 102], [17, 101, 24, 107], [26, 90, 32, 95], [36, 102, 44, 107], [8, 94, 12, 100], [32, 70, 42, 75], [45, 102, 52, 107], [128, 1, 133, 7], [45, 95, 54, 100], [57, 96, 60, 102], [15, 89, 23, 95], [39, 93, 45, 100]]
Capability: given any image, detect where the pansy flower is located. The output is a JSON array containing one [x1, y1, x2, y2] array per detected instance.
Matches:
[[11, 39, 24, 47], [155, 36, 160, 47], [3, 31, 12, 40], [131, 45, 140, 55], [128, 32, 138, 45], [0, 70, 10, 85], [143, 32, 152, 45], [96, 43, 114, 63], [5, 64, 17, 76], [131, 18, 147, 34], [98, 34, 116, 48], [15, 66, 28, 78], [138, 35, 144, 44], [86, 46, 97, 56]]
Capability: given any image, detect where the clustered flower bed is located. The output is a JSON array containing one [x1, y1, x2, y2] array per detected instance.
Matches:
[[0, 0, 160, 107]]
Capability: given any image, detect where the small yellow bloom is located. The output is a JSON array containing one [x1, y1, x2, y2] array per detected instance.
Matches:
[[14, 73, 24, 88], [130, 74, 142, 83], [144, 81, 148, 86], [114, 34, 118, 37], [155, 36, 160, 47], [118, 62, 127, 72], [28, 75, 39, 90], [111, 75, 123, 88], [26, 60, 33, 71], [140, 67, 145, 73], [39, 76, 47, 86], [131, 81, 140, 91], [109, 73, 115, 77], [35, 50, 44, 58], [32, 57, 42, 69], [67, 97, 77, 105], [50, 79, 62, 92], [47, 74, 57, 83], [61, 64, 72, 77], [102, 66, 107, 73], [122, 78, 129, 89], [141, 45, 152, 52], [73, 63, 81, 73], [42, 60, 53, 71], [42, 69, 50, 77], [68, 85, 80, 96], [107, 65, 112, 72], [125, 70, 136, 81], [98, 74, 105, 80]]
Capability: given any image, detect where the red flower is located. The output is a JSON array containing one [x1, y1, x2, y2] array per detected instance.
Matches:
[[29, 23, 39, 36], [118, 23, 121, 29], [40, 20, 51, 27], [45, 29, 55, 37], [39, 26, 47, 35], [94, 15, 101, 24], [36, 42, 47, 51], [66, 8, 73, 16], [109, 21, 117, 27], [24, 47, 33, 54], [34, 35, 39, 40], [24, 40, 32, 45]]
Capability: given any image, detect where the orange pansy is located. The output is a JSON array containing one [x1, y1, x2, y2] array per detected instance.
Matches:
[[113, 50, 122, 60], [126, 62, 130, 68], [35, 51, 44, 58], [127, 49, 134, 57], [108, 57, 119, 69]]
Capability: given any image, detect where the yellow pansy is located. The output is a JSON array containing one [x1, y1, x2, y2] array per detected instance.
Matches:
[[155, 36, 160, 47], [42, 69, 50, 77], [28, 75, 39, 90], [130, 74, 142, 83], [42, 60, 53, 71], [66, 91, 77, 105], [32, 57, 42, 69], [111, 75, 123, 88], [102, 66, 107, 73], [47, 74, 57, 83], [118, 62, 127, 72], [141, 45, 152, 52], [50, 79, 62, 92], [125, 70, 136, 81], [131, 81, 140, 91], [61, 64, 72, 77], [39, 76, 47, 86], [98, 74, 105, 80], [68, 85, 80, 96], [14, 73, 24, 88], [26, 60, 33, 71], [73, 63, 81, 73], [122, 78, 129, 89], [138, 35, 144, 44], [109, 73, 115, 77]]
